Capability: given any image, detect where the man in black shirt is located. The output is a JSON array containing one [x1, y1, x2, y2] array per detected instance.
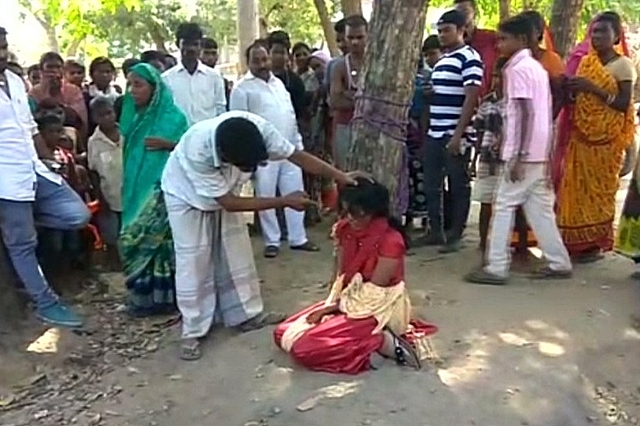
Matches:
[[266, 31, 307, 121]]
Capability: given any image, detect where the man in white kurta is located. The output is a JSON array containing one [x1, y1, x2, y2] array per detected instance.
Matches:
[[230, 43, 317, 258], [160, 110, 354, 360]]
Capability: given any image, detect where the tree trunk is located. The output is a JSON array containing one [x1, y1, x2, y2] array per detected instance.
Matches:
[[314, 0, 339, 56], [0, 242, 27, 333], [347, 0, 428, 216], [45, 26, 59, 53], [65, 37, 84, 58], [341, 0, 362, 16], [149, 25, 168, 52], [237, 0, 260, 73], [499, 0, 510, 21], [549, 0, 585, 58]]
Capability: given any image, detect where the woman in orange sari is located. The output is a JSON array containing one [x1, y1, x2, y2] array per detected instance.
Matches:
[[556, 12, 636, 263]]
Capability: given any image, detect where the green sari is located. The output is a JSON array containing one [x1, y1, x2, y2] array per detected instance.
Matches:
[[119, 63, 189, 316]]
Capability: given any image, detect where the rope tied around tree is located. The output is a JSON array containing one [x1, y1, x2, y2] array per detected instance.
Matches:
[[349, 92, 410, 216]]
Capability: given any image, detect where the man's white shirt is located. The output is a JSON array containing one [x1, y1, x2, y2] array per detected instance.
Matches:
[[229, 72, 304, 150], [0, 70, 62, 202], [162, 61, 227, 125]]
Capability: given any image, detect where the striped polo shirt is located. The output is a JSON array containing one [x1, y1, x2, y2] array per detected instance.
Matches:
[[428, 44, 484, 141]]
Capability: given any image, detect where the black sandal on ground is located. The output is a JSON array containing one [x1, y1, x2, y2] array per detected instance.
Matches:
[[236, 312, 287, 333], [386, 328, 422, 371]]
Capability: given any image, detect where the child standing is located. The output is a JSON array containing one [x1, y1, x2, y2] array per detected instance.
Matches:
[[472, 58, 506, 255], [87, 96, 123, 269]]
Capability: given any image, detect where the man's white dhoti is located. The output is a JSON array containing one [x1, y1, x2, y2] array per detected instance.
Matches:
[[165, 193, 263, 339]]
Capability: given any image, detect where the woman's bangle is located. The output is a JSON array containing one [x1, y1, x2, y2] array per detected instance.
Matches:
[[606, 94, 616, 105]]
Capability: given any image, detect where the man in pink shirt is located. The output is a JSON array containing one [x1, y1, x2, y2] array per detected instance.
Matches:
[[465, 14, 571, 285]]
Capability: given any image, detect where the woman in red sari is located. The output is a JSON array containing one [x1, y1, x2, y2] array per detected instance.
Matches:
[[274, 178, 437, 374]]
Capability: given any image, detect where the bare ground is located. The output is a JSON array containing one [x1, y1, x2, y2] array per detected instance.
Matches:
[[1, 185, 640, 426]]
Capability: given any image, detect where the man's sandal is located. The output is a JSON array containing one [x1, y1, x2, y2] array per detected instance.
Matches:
[[180, 338, 201, 361]]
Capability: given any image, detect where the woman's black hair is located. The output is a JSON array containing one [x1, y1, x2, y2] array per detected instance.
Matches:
[[338, 178, 409, 247], [594, 11, 623, 43], [520, 10, 545, 42], [39, 51, 63, 68], [497, 14, 535, 45], [89, 56, 116, 76], [216, 117, 269, 169], [292, 42, 311, 55]]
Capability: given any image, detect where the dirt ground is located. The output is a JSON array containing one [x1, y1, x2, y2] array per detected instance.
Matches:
[[2, 184, 640, 426]]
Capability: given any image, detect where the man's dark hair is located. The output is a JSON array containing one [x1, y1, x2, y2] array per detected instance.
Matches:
[[89, 96, 114, 116], [122, 57, 140, 75], [0, 27, 7, 37], [344, 14, 368, 30], [202, 37, 218, 49], [245, 39, 269, 62], [520, 10, 545, 42], [175, 22, 204, 46], [422, 35, 441, 51], [437, 10, 467, 29], [334, 18, 346, 34], [216, 117, 268, 168], [498, 14, 535, 43], [40, 52, 64, 68], [89, 56, 115, 76], [27, 64, 40, 75], [267, 30, 291, 51], [453, 0, 476, 10], [140, 50, 165, 65], [64, 59, 85, 72]]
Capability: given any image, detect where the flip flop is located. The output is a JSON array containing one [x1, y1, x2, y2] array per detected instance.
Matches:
[[236, 312, 287, 333], [291, 241, 320, 252], [264, 245, 279, 258], [386, 327, 421, 371], [180, 338, 201, 361]]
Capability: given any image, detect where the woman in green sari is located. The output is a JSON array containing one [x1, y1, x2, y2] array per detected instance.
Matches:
[[119, 63, 189, 316]]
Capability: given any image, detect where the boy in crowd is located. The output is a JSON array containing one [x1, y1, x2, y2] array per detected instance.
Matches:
[[87, 97, 123, 270], [465, 14, 571, 285], [472, 57, 506, 256]]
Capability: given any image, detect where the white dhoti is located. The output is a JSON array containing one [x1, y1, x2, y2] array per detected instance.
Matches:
[[165, 193, 263, 339], [254, 159, 308, 247]]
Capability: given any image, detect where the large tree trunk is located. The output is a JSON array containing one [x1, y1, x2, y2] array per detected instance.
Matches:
[[314, 0, 339, 56], [347, 0, 428, 216], [341, 0, 362, 16], [549, 0, 585, 58], [237, 0, 260, 74]]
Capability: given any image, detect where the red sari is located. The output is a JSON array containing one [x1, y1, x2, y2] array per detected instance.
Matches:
[[274, 218, 437, 374]]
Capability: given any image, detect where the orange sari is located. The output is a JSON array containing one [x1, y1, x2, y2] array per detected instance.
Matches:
[[556, 52, 635, 255]]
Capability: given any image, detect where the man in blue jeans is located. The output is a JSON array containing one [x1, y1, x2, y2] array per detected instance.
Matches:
[[421, 10, 483, 253], [0, 27, 90, 327]]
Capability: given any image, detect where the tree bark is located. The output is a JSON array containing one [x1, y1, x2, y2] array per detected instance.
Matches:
[[340, 0, 362, 16], [65, 37, 84, 58], [347, 0, 428, 216], [549, 0, 585, 58], [499, 0, 510, 21], [314, 0, 339, 56], [237, 0, 260, 73]]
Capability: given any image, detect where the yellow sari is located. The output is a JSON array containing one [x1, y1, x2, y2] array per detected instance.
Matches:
[[556, 52, 636, 255]]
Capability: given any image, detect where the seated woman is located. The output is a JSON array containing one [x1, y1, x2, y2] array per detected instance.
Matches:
[[274, 178, 437, 374]]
